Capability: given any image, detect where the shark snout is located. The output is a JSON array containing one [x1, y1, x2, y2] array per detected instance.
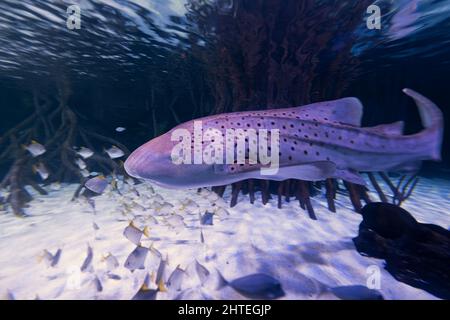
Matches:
[[124, 141, 167, 180], [124, 144, 150, 179]]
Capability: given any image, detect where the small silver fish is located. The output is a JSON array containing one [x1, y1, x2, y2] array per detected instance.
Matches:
[[77, 147, 94, 159], [195, 260, 210, 286], [80, 244, 93, 272], [32, 162, 49, 180], [155, 258, 168, 291], [39, 249, 54, 266], [107, 273, 121, 280], [217, 271, 285, 300], [24, 140, 46, 157], [200, 229, 205, 244], [200, 212, 214, 225], [5, 289, 15, 300], [81, 169, 90, 178], [50, 249, 62, 267], [167, 265, 186, 292], [105, 146, 125, 159], [93, 276, 103, 292], [104, 253, 119, 270], [115, 127, 126, 133], [75, 158, 87, 170], [87, 198, 96, 213], [165, 214, 185, 228], [123, 222, 150, 245], [132, 285, 158, 300], [124, 245, 148, 272], [85, 176, 108, 194], [149, 244, 163, 263]]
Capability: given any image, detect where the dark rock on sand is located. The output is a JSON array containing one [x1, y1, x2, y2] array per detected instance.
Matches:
[[353, 202, 450, 300]]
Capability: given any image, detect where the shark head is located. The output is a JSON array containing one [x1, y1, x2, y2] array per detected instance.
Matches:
[[124, 129, 224, 189]]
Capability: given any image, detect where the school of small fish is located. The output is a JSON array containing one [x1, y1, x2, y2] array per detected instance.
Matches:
[[2, 172, 384, 300]]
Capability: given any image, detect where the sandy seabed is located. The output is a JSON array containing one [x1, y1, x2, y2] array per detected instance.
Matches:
[[0, 176, 449, 300]]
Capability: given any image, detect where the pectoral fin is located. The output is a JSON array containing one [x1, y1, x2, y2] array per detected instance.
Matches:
[[279, 161, 336, 181], [334, 169, 366, 186], [390, 161, 422, 174], [214, 161, 336, 182]]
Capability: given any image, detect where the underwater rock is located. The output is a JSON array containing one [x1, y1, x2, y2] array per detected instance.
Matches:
[[354, 203, 450, 299], [359, 202, 418, 239], [330, 285, 384, 300]]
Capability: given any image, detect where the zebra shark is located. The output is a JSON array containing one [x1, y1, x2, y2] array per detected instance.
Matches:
[[124, 89, 443, 189]]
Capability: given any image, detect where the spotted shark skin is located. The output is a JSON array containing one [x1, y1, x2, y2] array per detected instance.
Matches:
[[125, 89, 443, 189]]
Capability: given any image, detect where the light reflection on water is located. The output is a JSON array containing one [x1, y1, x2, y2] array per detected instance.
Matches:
[[0, 0, 449, 84]]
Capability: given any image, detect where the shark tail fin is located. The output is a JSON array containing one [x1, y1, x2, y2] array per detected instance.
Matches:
[[403, 88, 444, 161]]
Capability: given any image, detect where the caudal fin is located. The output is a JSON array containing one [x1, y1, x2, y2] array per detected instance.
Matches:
[[403, 88, 444, 161], [215, 269, 229, 290]]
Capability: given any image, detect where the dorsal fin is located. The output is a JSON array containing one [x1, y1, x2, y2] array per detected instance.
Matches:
[[367, 121, 404, 136], [276, 98, 364, 126]]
